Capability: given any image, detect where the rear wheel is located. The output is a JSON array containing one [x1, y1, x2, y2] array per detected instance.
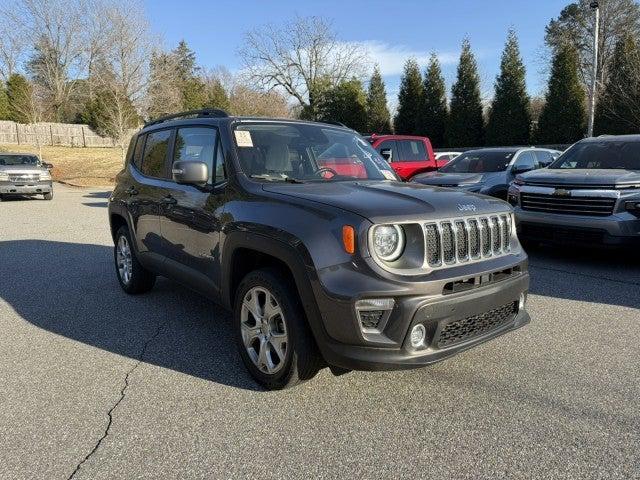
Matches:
[[234, 268, 322, 389], [114, 225, 156, 294]]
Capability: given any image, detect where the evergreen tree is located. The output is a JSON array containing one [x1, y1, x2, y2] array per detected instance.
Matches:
[[418, 53, 448, 147], [318, 78, 368, 132], [536, 43, 586, 143], [486, 30, 531, 146], [173, 40, 199, 82], [394, 58, 423, 134], [0, 84, 9, 120], [204, 79, 231, 111], [6, 74, 36, 123], [447, 39, 484, 147], [366, 66, 392, 133], [594, 34, 640, 135]]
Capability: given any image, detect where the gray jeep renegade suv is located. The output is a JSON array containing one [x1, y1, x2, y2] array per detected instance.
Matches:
[[108, 109, 530, 389], [0, 153, 53, 200], [509, 135, 640, 246]]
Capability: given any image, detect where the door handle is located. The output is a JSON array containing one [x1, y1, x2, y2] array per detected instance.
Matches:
[[160, 195, 177, 205], [125, 186, 138, 196]]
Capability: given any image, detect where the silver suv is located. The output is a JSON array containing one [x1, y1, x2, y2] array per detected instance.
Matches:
[[0, 153, 53, 201]]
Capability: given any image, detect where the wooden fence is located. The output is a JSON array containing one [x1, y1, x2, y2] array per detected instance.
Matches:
[[0, 121, 118, 147]]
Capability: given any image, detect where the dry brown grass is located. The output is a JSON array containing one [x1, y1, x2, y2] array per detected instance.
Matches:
[[0, 144, 124, 187]]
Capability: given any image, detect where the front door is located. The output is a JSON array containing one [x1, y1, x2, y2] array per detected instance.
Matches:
[[159, 126, 227, 300]]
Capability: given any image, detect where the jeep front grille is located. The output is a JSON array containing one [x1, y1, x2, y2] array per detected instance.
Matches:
[[424, 214, 512, 269]]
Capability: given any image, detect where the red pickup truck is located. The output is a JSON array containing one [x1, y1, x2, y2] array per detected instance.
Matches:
[[365, 134, 445, 180]]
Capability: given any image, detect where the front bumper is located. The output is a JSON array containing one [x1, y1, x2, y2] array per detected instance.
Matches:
[[514, 208, 640, 246], [309, 253, 530, 371], [0, 180, 52, 195]]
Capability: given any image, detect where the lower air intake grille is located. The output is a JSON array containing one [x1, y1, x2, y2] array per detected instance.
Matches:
[[437, 302, 518, 348]]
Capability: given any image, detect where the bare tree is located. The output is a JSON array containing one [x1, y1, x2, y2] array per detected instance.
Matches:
[[3, 0, 92, 121], [238, 16, 368, 118], [0, 17, 27, 82], [545, 0, 640, 97]]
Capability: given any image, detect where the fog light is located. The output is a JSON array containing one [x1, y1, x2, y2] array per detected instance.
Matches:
[[410, 324, 426, 348], [355, 298, 394, 333]]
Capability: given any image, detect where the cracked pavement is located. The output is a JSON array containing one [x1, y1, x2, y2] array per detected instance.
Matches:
[[1, 183, 639, 479]]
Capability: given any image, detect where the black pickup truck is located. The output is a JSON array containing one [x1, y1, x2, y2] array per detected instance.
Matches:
[[108, 109, 530, 389]]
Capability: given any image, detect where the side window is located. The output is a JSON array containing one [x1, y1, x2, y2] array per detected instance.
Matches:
[[215, 141, 226, 183], [376, 140, 398, 163], [140, 129, 172, 178], [513, 151, 538, 171], [173, 127, 218, 183], [132, 134, 145, 170], [398, 140, 427, 162], [534, 150, 553, 167]]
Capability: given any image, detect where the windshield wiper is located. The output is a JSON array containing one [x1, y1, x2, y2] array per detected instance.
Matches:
[[249, 174, 305, 184]]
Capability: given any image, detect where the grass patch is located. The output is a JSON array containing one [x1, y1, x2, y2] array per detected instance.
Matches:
[[0, 144, 124, 187]]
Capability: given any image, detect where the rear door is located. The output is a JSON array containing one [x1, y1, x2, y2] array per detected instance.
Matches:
[[159, 126, 226, 300], [126, 129, 175, 264]]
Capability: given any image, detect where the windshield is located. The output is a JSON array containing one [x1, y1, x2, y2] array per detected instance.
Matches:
[[550, 140, 640, 170], [233, 122, 398, 182], [0, 155, 39, 166], [439, 150, 514, 173]]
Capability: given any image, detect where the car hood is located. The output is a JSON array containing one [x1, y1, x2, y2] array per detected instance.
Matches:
[[519, 168, 640, 187], [262, 181, 510, 224], [0, 164, 45, 174], [412, 171, 503, 186]]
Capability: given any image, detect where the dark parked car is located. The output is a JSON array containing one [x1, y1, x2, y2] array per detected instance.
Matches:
[[108, 109, 530, 389], [412, 147, 561, 200], [509, 135, 640, 246], [0, 153, 53, 200]]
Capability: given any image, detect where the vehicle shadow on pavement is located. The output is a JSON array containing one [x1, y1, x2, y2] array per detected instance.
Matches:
[[0, 239, 262, 391], [83, 191, 112, 199], [526, 244, 640, 310]]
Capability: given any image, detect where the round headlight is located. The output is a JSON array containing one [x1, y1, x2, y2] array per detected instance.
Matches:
[[372, 224, 405, 261]]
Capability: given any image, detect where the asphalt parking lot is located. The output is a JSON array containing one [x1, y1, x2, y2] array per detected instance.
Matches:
[[1, 183, 639, 479]]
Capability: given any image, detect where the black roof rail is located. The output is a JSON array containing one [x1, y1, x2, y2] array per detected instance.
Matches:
[[144, 109, 229, 128], [323, 120, 349, 128]]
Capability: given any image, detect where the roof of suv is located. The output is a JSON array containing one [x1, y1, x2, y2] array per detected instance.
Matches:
[[582, 134, 640, 143]]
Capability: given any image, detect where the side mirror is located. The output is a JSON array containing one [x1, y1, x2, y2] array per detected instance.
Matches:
[[512, 164, 533, 174], [42, 162, 53, 169], [172, 161, 208, 185], [380, 148, 393, 162]]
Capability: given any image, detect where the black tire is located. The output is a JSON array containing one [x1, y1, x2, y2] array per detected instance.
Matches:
[[43, 191, 53, 200], [114, 225, 156, 294], [234, 268, 322, 389]]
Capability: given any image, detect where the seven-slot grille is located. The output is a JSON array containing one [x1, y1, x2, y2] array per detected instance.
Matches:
[[8, 173, 39, 183], [520, 192, 616, 216], [424, 214, 512, 268]]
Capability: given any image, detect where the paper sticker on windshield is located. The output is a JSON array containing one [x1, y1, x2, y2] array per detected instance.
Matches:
[[382, 170, 396, 180], [234, 130, 253, 147]]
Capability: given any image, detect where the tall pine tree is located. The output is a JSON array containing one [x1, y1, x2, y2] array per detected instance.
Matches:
[[394, 59, 423, 135], [536, 43, 586, 143], [418, 53, 448, 147], [595, 34, 640, 135], [366, 66, 392, 133], [448, 39, 484, 147], [6, 74, 36, 123], [486, 30, 531, 146], [0, 83, 9, 120]]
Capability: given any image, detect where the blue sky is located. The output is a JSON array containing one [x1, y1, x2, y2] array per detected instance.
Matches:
[[144, 0, 569, 107]]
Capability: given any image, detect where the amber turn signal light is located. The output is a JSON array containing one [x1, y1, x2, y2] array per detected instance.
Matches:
[[342, 225, 356, 254]]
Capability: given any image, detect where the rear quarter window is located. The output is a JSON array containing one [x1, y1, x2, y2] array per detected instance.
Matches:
[[140, 129, 172, 178], [132, 134, 145, 170]]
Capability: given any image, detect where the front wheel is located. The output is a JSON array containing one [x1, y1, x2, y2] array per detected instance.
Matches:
[[43, 191, 53, 200], [114, 225, 156, 294], [234, 268, 322, 389]]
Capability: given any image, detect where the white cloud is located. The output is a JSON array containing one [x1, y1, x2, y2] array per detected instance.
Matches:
[[351, 40, 459, 76]]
